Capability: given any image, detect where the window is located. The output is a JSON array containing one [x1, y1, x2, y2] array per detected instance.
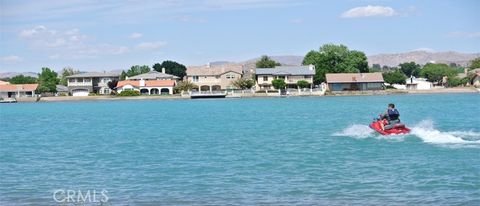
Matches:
[[304, 75, 310, 79], [263, 76, 268, 81], [69, 78, 75, 83], [84, 78, 91, 82], [226, 74, 235, 79], [192, 76, 199, 82]]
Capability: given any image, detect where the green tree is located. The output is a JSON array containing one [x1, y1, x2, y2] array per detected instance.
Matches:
[[370, 64, 381, 72], [174, 81, 198, 93], [399, 62, 421, 77], [447, 77, 469, 87], [420, 63, 457, 83], [470, 57, 480, 69], [37, 67, 58, 93], [121, 65, 151, 80], [271, 79, 286, 90], [302, 44, 369, 84], [256, 55, 281, 68], [107, 80, 118, 93], [9, 75, 37, 84], [232, 78, 255, 90], [153, 60, 187, 79], [59, 67, 79, 86], [296, 80, 309, 89], [383, 70, 407, 85]]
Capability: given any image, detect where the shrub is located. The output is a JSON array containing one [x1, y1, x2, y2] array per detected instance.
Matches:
[[447, 77, 469, 87], [117, 90, 140, 96], [297, 80, 309, 89]]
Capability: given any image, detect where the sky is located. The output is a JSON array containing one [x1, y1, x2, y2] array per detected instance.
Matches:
[[0, 0, 479, 72]]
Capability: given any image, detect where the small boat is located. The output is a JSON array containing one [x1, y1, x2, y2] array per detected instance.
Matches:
[[0, 98, 17, 103], [369, 119, 410, 135]]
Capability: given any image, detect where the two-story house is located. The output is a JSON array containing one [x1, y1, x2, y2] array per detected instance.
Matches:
[[255, 65, 315, 91], [186, 64, 243, 92], [66, 72, 120, 96]]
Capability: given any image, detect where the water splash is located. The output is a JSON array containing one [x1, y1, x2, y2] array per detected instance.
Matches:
[[411, 120, 480, 145], [333, 124, 375, 139]]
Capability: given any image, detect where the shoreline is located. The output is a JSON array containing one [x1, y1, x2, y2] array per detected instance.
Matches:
[[11, 87, 477, 103]]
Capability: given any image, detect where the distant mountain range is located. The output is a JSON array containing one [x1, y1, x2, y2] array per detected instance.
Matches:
[[0, 72, 38, 79], [367, 51, 480, 67], [237, 51, 479, 69], [1, 51, 479, 77]]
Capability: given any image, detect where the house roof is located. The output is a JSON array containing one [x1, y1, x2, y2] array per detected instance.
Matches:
[[127, 71, 179, 80], [187, 64, 243, 76], [0, 80, 9, 85], [67, 72, 120, 78], [0, 84, 38, 92], [56, 85, 69, 92], [326, 73, 384, 83], [116, 80, 176, 88], [255, 65, 315, 76]]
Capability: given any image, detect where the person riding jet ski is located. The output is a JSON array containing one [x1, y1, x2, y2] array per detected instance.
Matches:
[[380, 103, 400, 131]]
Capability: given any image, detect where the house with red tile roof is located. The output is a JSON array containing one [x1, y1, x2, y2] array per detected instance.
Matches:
[[116, 79, 176, 95], [0, 83, 38, 98], [325, 73, 384, 91]]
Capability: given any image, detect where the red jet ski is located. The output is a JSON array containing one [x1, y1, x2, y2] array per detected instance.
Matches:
[[369, 118, 411, 135]]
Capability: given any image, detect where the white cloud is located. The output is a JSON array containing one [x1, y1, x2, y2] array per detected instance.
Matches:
[[341, 5, 396, 18], [290, 18, 304, 24], [19, 25, 129, 59], [1, 55, 22, 62], [447, 31, 480, 38], [173, 15, 207, 23], [135, 41, 167, 50], [129, 32, 143, 39], [49, 54, 60, 59]]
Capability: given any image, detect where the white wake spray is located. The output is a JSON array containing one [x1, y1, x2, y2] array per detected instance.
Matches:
[[334, 120, 480, 146], [411, 120, 480, 145], [333, 124, 375, 139]]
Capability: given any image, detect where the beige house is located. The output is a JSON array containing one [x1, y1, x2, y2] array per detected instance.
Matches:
[[326, 73, 384, 91], [471, 69, 480, 87], [186, 64, 243, 92], [255, 65, 315, 91]]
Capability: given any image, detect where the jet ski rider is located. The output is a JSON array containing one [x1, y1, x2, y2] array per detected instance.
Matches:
[[380, 103, 400, 131]]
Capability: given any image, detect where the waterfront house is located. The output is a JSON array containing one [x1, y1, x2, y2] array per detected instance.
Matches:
[[0, 83, 38, 98], [404, 77, 433, 90], [66, 72, 120, 96], [471, 68, 480, 87], [126, 69, 179, 81], [255, 65, 315, 91], [186, 64, 243, 92], [116, 79, 176, 95], [326, 73, 384, 91]]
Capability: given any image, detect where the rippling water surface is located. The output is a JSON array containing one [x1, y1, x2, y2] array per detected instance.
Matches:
[[1, 94, 479, 205]]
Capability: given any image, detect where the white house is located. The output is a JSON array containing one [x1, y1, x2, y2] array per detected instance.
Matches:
[[116, 79, 176, 95], [405, 77, 433, 90], [391, 77, 433, 90]]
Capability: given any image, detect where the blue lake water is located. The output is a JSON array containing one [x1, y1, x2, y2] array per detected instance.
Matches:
[[1, 94, 479, 205]]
